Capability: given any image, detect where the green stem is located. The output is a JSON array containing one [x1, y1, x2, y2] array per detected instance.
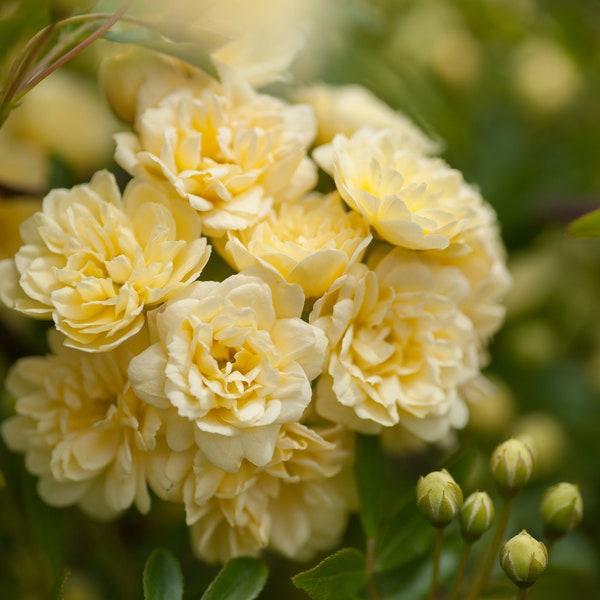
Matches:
[[29, 21, 98, 77], [0, 24, 56, 124], [0, 0, 133, 127], [366, 537, 383, 600], [465, 496, 513, 600], [449, 542, 472, 600], [429, 527, 445, 600], [516, 586, 530, 600], [19, 0, 133, 94]]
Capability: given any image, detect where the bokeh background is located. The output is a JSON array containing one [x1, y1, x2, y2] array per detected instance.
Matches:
[[1, 0, 600, 598]]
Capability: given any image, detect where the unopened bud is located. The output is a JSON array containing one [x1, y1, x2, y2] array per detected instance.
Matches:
[[490, 438, 535, 497], [99, 47, 203, 123], [416, 469, 463, 527], [540, 482, 583, 540], [460, 491, 495, 542], [499, 530, 548, 588]]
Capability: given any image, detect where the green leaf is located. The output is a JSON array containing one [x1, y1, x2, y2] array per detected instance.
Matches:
[[201, 557, 268, 600], [354, 434, 384, 538], [292, 548, 369, 600], [20, 471, 64, 585], [568, 208, 600, 238], [375, 498, 436, 572], [143, 549, 184, 600], [103, 25, 225, 80]]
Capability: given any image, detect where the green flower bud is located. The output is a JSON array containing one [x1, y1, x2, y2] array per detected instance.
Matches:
[[499, 530, 548, 588], [540, 482, 583, 540], [416, 469, 463, 527], [489, 438, 535, 497], [460, 491, 495, 542]]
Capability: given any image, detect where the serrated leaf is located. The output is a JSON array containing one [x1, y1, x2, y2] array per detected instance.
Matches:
[[143, 549, 184, 600], [200, 557, 268, 600], [354, 434, 384, 538], [292, 548, 369, 600], [568, 208, 600, 238], [103, 25, 224, 80]]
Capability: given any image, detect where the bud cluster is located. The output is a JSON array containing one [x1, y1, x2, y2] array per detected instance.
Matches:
[[414, 437, 584, 597]]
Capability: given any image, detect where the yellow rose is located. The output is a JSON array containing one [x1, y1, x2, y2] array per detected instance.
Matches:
[[0, 170, 211, 351], [115, 69, 317, 237], [314, 127, 482, 251], [1, 330, 161, 520], [220, 192, 372, 299], [428, 204, 511, 343], [128, 272, 327, 472], [296, 83, 439, 149], [310, 249, 478, 439], [180, 423, 354, 563]]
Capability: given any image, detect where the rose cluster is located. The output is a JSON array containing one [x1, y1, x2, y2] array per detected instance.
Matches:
[[0, 46, 510, 563]]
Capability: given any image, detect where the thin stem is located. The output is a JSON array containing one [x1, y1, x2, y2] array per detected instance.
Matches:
[[465, 496, 513, 600], [449, 542, 472, 600], [2, 22, 56, 94], [0, 24, 56, 123], [429, 527, 445, 600], [0, 0, 134, 128], [19, 0, 133, 94], [516, 586, 530, 600], [366, 537, 383, 600], [30, 20, 98, 77]]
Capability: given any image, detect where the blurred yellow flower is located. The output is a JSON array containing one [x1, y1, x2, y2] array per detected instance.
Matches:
[[511, 37, 582, 115], [315, 127, 482, 251], [179, 423, 354, 563], [0, 70, 120, 191], [99, 46, 208, 124], [220, 192, 372, 299], [137, 0, 321, 87], [0, 196, 42, 260], [128, 272, 327, 472], [0, 170, 210, 351], [295, 84, 439, 149], [115, 69, 317, 237], [1, 330, 161, 520], [310, 250, 478, 440]]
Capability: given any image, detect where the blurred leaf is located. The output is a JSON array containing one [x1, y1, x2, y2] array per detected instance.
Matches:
[[0, 0, 50, 58], [568, 208, 600, 239], [292, 548, 369, 600], [143, 549, 183, 600], [104, 26, 223, 80], [20, 471, 64, 588], [376, 550, 459, 600], [375, 494, 435, 572], [354, 434, 384, 539], [200, 557, 268, 600]]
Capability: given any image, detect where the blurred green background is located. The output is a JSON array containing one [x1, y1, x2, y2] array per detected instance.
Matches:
[[1, 0, 600, 598]]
